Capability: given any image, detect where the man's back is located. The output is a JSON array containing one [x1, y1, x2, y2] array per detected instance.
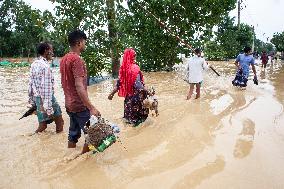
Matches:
[[30, 57, 52, 95], [186, 56, 208, 83], [60, 52, 87, 112], [29, 57, 54, 104], [236, 53, 254, 77]]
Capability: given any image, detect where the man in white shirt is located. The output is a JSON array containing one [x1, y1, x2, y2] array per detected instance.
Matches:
[[183, 48, 209, 100]]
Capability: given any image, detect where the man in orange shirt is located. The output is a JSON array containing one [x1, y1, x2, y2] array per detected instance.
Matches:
[[60, 30, 100, 154]]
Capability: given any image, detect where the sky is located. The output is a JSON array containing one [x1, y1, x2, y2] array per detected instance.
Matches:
[[229, 0, 284, 42], [23, 0, 284, 42]]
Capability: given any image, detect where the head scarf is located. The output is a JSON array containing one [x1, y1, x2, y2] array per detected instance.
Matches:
[[118, 48, 144, 97]]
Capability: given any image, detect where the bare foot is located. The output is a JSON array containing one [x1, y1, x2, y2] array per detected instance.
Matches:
[[68, 141, 76, 148], [81, 143, 90, 154], [55, 116, 64, 133], [56, 124, 63, 133], [35, 122, 48, 133], [56, 129, 63, 133]]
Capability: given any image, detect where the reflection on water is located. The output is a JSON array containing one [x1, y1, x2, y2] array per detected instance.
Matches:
[[0, 61, 284, 189], [210, 94, 234, 115], [260, 70, 266, 80], [234, 118, 255, 159], [172, 156, 225, 189]]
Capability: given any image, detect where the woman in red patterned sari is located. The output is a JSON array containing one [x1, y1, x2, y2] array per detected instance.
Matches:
[[108, 48, 149, 126]]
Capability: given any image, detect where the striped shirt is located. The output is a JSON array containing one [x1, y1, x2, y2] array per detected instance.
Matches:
[[28, 57, 54, 115]]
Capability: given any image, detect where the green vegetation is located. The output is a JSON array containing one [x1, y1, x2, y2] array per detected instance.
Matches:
[[0, 0, 281, 76], [205, 16, 275, 60], [271, 32, 284, 52], [120, 0, 236, 71], [0, 0, 54, 57]]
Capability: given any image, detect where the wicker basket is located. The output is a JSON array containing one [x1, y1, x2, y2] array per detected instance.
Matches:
[[85, 117, 115, 149]]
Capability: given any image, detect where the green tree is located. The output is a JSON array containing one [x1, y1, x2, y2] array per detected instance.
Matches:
[[118, 0, 236, 70], [206, 15, 259, 60], [254, 39, 274, 54], [13, 1, 51, 58], [50, 0, 120, 77], [204, 41, 226, 60], [211, 15, 240, 59], [236, 24, 253, 51], [0, 0, 16, 57], [271, 32, 284, 52], [106, 0, 119, 77], [0, 0, 54, 58]]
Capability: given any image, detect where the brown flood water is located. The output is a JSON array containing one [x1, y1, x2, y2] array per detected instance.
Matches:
[[0, 60, 284, 189]]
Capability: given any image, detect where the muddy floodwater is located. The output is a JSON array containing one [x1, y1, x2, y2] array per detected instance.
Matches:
[[1, 60, 284, 189]]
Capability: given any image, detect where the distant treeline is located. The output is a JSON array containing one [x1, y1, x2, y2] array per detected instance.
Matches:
[[1, 0, 283, 76]]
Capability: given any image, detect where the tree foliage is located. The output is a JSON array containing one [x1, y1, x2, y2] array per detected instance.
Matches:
[[50, 0, 119, 76], [0, 0, 54, 57], [1, 0, 280, 75], [271, 32, 284, 52], [205, 15, 275, 60], [254, 39, 274, 54], [118, 0, 236, 70]]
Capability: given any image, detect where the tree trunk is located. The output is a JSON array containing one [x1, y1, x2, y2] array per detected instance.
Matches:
[[27, 49, 30, 63], [106, 0, 119, 78]]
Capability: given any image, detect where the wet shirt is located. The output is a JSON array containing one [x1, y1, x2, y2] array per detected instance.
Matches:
[[184, 55, 208, 83], [60, 52, 88, 113], [236, 53, 255, 78], [28, 56, 54, 115]]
